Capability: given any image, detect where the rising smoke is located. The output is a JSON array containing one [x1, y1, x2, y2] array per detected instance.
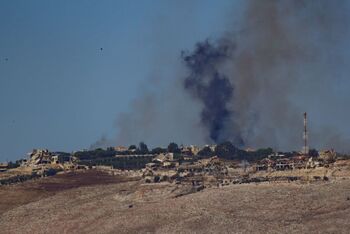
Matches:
[[89, 135, 114, 150], [115, 0, 350, 151], [181, 40, 243, 145]]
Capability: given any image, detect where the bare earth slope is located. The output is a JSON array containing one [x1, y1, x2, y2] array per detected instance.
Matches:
[[0, 171, 350, 234]]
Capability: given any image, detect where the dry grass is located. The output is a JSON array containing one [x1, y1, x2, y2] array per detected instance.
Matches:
[[0, 170, 136, 215], [0, 169, 350, 233]]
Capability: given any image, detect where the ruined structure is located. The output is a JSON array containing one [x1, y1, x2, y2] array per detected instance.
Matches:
[[26, 149, 71, 166], [0, 163, 8, 172], [114, 146, 128, 152], [319, 149, 337, 163]]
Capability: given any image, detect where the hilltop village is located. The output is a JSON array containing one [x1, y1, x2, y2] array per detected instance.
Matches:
[[2, 141, 350, 233], [0, 141, 347, 187]]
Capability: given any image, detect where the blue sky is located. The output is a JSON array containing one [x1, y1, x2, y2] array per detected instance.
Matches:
[[0, 0, 238, 161]]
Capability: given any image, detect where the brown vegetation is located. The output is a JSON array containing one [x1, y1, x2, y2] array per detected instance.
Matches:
[[0, 167, 350, 233], [0, 170, 135, 215]]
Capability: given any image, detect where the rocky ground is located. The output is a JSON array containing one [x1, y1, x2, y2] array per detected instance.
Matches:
[[0, 169, 350, 234]]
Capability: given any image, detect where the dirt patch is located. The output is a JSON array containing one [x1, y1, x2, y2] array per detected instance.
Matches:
[[0, 170, 135, 214], [35, 170, 135, 192]]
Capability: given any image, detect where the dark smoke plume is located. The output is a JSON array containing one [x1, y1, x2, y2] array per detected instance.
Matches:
[[181, 40, 243, 144], [178, 0, 350, 150], [116, 0, 350, 152]]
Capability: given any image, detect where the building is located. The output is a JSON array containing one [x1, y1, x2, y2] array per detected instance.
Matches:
[[78, 154, 156, 170], [114, 146, 128, 152], [255, 154, 309, 171], [28, 149, 52, 165], [0, 163, 8, 172], [319, 149, 337, 163], [51, 153, 71, 164]]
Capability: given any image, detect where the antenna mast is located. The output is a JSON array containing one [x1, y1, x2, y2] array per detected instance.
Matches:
[[303, 112, 309, 155]]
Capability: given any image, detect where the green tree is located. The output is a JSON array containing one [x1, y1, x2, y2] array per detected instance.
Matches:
[[128, 145, 137, 150], [7, 161, 20, 169], [198, 146, 214, 157], [138, 142, 149, 154], [151, 147, 167, 154], [309, 148, 319, 157], [215, 141, 238, 159], [167, 142, 180, 153]]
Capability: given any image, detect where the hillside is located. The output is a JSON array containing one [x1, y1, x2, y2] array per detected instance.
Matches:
[[0, 169, 350, 234]]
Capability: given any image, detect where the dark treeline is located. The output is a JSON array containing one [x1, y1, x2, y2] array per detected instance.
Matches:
[[74, 142, 178, 161], [198, 141, 273, 162], [78, 156, 154, 170], [75, 141, 274, 163]]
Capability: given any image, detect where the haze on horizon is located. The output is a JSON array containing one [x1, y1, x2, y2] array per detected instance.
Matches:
[[0, 0, 236, 161], [1, 0, 350, 162]]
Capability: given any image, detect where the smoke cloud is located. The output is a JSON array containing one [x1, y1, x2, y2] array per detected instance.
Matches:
[[89, 135, 114, 150], [181, 40, 243, 145], [115, 0, 350, 152]]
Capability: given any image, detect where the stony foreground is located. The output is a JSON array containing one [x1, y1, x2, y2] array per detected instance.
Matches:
[[0, 171, 350, 234]]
